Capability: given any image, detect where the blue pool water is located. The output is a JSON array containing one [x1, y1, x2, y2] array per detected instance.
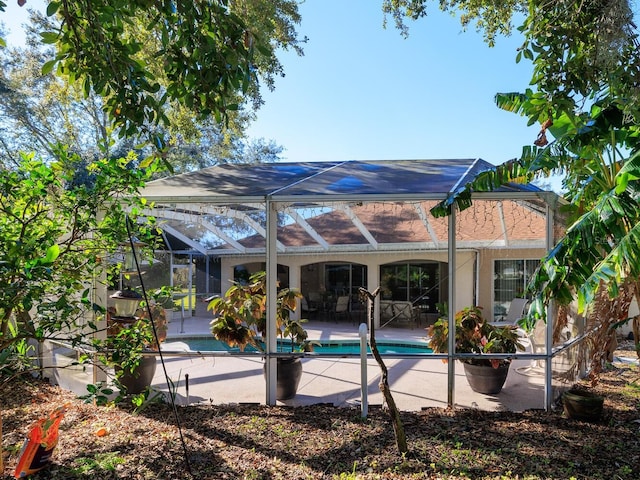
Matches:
[[169, 337, 432, 355]]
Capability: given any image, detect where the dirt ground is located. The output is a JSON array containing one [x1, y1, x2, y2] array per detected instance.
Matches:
[[1, 341, 639, 480]]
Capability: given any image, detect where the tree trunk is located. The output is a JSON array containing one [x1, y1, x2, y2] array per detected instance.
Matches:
[[360, 287, 408, 454], [633, 282, 640, 360], [588, 280, 634, 379]]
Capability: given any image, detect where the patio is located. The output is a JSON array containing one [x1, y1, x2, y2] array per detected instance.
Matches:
[[147, 315, 546, 412]]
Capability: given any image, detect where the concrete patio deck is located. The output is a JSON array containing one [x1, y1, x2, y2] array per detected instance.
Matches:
[[149, 315, 547, 412]]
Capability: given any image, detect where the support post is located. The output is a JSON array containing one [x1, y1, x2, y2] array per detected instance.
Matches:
[[447, 206, 457, 408], [359, 322, 368, 419], [93, 210, 108, 387], [544, 202, 555, 410], [265, 197, 278, 405]]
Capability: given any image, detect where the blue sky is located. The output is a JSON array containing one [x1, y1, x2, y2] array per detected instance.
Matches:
[[246, 1, 538, 166], [3, 0, 540, 168]]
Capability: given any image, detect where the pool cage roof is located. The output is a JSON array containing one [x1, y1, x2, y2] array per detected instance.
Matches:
[[138, 159, 558, 256]]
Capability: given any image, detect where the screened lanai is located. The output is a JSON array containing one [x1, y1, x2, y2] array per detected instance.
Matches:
[[129, 159, 581, 409]]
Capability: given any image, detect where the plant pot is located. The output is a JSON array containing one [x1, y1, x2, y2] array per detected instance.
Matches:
[[263, 357, 303, 400], [562, 389, 604, 421], [463, 362, 510, 394], [117, 355, 157, 394]]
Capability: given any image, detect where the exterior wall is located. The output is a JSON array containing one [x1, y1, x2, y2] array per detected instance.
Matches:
[[220, 250, 477, 325], [209, 246, 550, 324], [477, 247, 548, 317]]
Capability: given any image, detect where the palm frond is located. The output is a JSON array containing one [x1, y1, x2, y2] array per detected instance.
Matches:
[[494, 92, 530, 116], [431, 158, 536, 217], [579, 220, 640, 309]]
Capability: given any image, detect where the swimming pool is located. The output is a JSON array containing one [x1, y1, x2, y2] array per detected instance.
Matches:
[[165, 337, 432, 355]]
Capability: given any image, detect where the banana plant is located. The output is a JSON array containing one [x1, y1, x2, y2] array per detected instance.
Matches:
[[432, 93, 640, 362]]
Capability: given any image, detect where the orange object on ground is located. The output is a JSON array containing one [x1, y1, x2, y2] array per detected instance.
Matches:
[[13, 404, 68, 478]]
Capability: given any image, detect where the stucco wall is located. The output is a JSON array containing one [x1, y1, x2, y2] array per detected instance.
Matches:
[[476, 247, 547, 318], [220, 250, 477, 325]]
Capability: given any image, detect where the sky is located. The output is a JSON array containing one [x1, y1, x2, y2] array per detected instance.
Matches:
[[2, 0, 541, 169], [245, 0, 538, 167]]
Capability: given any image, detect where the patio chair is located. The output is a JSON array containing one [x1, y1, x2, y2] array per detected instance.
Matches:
[[332, 295, 351, 323], [392, 301, 418, 326], [516, 318, 547, 376], [350, 294, 366, 324], [379, 300, 394, 321], [308, 291, 322, 310], [301, 297, 318, 318], [492, 298, 529, 327]]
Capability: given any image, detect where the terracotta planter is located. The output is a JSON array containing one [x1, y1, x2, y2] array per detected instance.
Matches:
[[463, 362, 510, 394], [117, 355, 157, 394], [263, 357, 303, 400], [563, 389, 604, 421]]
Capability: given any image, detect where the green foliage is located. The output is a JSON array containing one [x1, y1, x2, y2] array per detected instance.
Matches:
[[102, 320, 154, 374], [129, 387, 165, 414], [0, 150, 155, 380], [0, 9, 287, 171], [333, 461, 358, 479], [428, 306, 524, 367], [79, 381, 115, 406], [209, 271, 310, 353], [382, 0, 526, 46], [0, 1, 304, 158], [520, 0, 639, 116], [71, 452, 126, 474], [46, 0, 252, 141], [0, 320, 35, 376]]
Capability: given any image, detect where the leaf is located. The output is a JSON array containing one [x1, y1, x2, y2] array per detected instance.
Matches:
[[46, 1, 60, 16], [40, 31, 59, 44], [41, 60, 56, 75], [44, 244, 60, 263]]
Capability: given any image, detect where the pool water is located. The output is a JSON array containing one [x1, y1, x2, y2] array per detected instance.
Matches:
[[168, 337, 432, 355]]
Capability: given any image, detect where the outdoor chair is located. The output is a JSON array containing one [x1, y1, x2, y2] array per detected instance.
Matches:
[[379, 300, 394, 321], [332, 295, 351, 323], [301, 297, 318, 318], [492, 297, 529, 327], [391, 301, 418, 326], [516, 318, 547, 376], [350, 294, 366, 324], [308, 291, 322, 310]]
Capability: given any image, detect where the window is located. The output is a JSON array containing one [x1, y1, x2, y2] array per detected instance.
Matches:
[[493, 259, 538, 320], [324, 263, 367, 297], [380, 262, 440, 313]]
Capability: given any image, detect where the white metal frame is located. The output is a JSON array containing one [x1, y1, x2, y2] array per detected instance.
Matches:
[[124, 163, 562, 410]]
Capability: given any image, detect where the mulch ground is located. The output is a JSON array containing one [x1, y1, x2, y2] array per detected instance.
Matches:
[[1, 343, 639, 479]]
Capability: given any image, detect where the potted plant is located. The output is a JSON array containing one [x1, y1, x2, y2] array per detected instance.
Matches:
[[208, 271, 312, 400], [562, 387, 604, 421], [428, 306, 525, 394], [106, 286, 172, 394]]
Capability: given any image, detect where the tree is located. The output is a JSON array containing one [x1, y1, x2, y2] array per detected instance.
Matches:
[[387, 1, 640, 367], [383, 1, 640, 120], [435, 97, 640, 367], [0, 149, 154, 374], [0, 0, 305, 156], [360, 287, 407, 454], [0, 10, 286, 170], [382, 0, 526, 44]]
